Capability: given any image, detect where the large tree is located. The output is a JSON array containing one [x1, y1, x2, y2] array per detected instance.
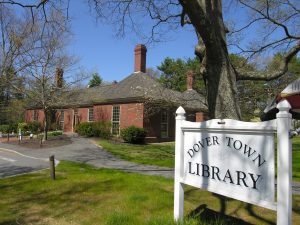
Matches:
[[1, 0, 300, 119]]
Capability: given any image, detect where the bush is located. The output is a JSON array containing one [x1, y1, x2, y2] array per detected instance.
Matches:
[[120, 126, 147, 144], [8, 123, 18, 133], [0, 123, 18, 134], [18, 122, 29, 133], [0, 125, 10, 134], [75, 122, 94, 137], [75, 121, 111, 139], [48, 131, 63, 137], [28, 121, 41, 134], [93, 121, 112, 139]]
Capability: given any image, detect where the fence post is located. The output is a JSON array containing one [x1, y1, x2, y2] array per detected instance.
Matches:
[[174, 106, 186, 221], [49, 155, 56, 180], [276, 100, 292, 225]]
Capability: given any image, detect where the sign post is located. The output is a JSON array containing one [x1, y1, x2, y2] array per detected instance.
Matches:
[[276, 100, 292, 225], [174, 106, 185, 220], [174, 99, 293, 224]]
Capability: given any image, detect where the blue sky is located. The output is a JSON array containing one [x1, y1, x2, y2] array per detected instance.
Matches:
[[67, 1, 197, 82]]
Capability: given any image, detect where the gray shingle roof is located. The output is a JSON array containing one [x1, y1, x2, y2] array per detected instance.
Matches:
[[56, 72, 208, 111]]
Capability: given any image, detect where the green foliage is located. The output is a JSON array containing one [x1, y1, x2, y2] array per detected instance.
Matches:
[[48, 130, 63, 137], [120, 126, 147, 144], [75, 121, 111, 139], [88, 72, 103, 87], [76, 122, 95, 137], [18, 122, 29, 132], [27, 121, 41, 134], [0, 123, 17, 133], [157, 57, 205, 94], [93, 121, 112, 139], [0, 124, 10, 133], [234, 54, 300, 121], [266, 53, 300, 95]]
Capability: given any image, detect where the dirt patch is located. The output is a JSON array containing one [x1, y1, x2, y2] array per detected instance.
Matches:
[[0, 134, 72, 149]]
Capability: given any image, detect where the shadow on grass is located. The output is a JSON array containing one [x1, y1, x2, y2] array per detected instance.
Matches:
[[188, 204, 253, 225]]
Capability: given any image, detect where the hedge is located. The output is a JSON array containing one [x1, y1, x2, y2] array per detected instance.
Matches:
[[75, 121, 111, 139], [120, 126, 147, 144]]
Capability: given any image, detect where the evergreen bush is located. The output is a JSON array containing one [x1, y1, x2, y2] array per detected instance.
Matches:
[[0, 125, 10, 134], [28, 121, 41, 134], [120, 126, 147, 144], [18, 122, 28, 132], [75, 121, 111, 139]]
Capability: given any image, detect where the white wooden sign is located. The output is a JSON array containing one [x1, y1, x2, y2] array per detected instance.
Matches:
[[174, 100, 292, 225]]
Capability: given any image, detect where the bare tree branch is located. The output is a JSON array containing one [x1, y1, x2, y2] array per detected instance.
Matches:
[[236, 41, 300, 81]]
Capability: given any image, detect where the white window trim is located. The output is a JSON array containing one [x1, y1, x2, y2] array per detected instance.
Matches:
[[111, 105, 121, 135], [88, 107, 94, 122], [161, 110, 169, 138]]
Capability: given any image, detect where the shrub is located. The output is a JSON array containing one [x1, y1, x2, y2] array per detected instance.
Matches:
[[8, 123, 18, 133], [0, 123, 18, 134], [75, 122, 95, 137], [0, 125, 10, 134], [48, 131, 63, 137], [18, 122, 29, 133], [28, 121, 41, 134], [75, 121, 111, 139], [93, 121, 112, 139], [120, 126, 147, 144]]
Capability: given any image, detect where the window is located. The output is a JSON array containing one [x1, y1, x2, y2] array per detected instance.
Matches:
[[161, 110, 168, 138], [112, 106, 120, 135], [33, 110, 38, 121], [88, 107, 94, 122], [59, 110, 64, 129]]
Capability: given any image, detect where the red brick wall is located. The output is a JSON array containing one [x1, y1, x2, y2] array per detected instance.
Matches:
[[25, 110, 33, 123], [37, 110, 45, 125], [120, 103, 144, 129], [25, 109, 45, 126], [78, 108, 88, 123], [63, 109, 73, 132], [196, 112, 207, 122], [94, 105, 112, 122]]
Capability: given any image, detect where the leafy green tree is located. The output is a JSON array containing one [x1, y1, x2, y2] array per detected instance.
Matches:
[[157, 57, 205, 94], [88, 73, 103, 87], [265, 54, 300, 97]]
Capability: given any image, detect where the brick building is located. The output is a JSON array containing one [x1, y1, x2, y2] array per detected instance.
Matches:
[[25, 44, 208, 141]]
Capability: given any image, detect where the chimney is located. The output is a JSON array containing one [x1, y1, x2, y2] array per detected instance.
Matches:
[[134, 44, 147, 73], [55, 68, 63, 88], [186, 70, 195, 90]]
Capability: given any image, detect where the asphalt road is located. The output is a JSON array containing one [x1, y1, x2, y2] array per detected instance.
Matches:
[[0, 148, 50, 178]]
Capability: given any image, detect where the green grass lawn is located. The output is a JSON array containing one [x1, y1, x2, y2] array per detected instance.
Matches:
[[293, 136, 300, 181], [99, 140, 175, 167], [0, 161, 299, 225], [100, 137, 300, 181]]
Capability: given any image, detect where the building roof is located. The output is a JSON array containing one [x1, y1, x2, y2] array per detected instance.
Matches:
[[261, 77, 300, 120], [56, 72, 207, 111]]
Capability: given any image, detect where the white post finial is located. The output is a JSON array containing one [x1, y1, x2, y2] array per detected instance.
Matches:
[[176, 106, 186, 120], [276, 99, 292, 225]]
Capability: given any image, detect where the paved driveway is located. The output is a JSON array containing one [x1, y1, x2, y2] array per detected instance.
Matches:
[[0, 136, 173, 178], [0, 148, 49, 178]]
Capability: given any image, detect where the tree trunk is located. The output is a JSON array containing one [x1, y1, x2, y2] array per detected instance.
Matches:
[[181, 0, 241, 119], [43, 110, 48, 141], [205, 47, 241, 119]]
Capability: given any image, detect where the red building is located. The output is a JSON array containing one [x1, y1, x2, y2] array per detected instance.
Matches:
[[25, 44, 208, 141]]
